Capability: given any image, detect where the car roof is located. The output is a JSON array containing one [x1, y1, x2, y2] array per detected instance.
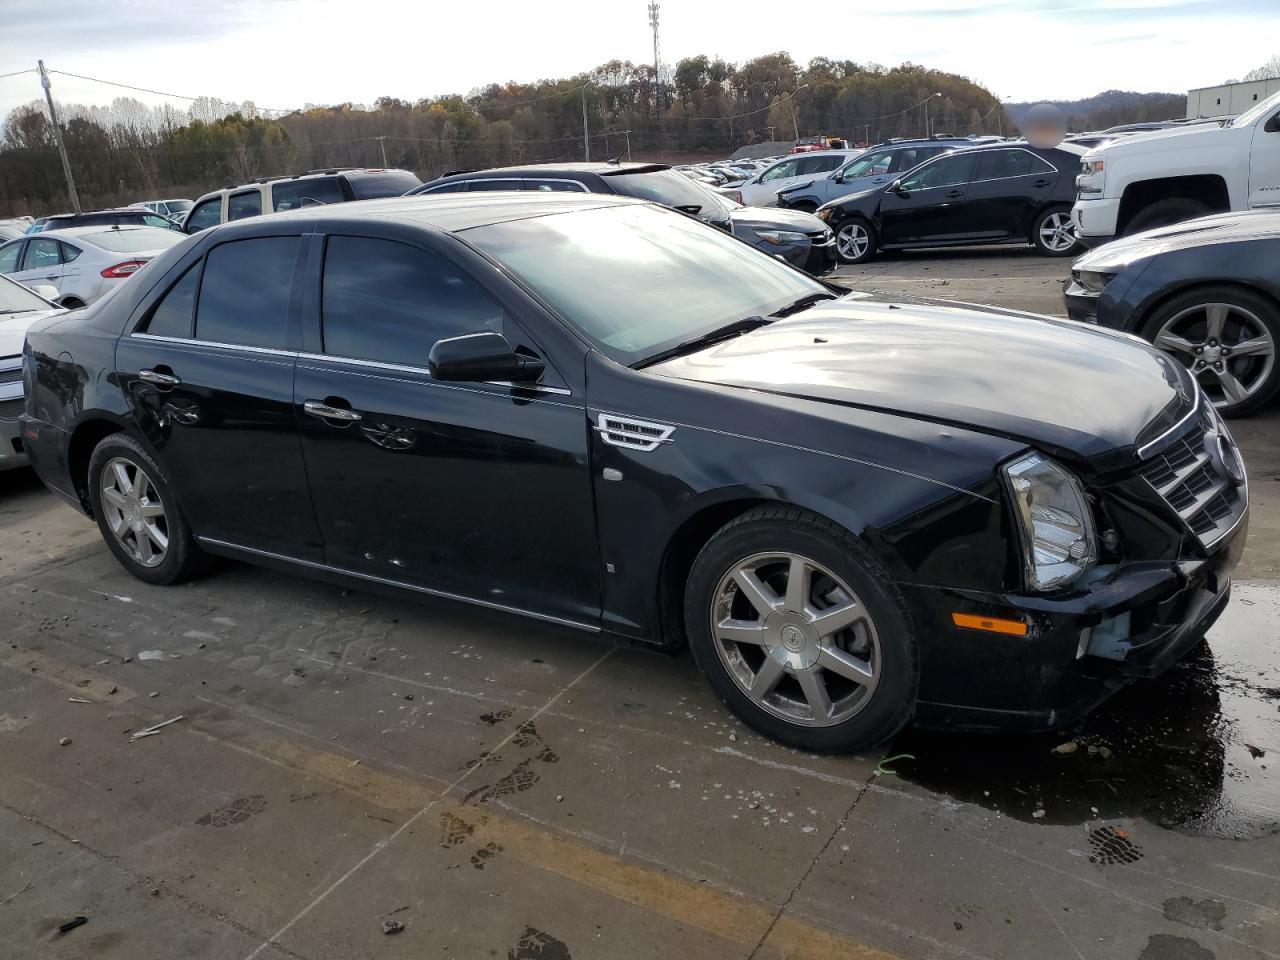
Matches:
[[51, 225, 180, 244], [423, 162, 669, 188], [45, 208, 152, 221], [221, 191, 642, 235]]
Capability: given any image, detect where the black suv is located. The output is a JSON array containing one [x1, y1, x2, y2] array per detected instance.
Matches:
[[183, 168, 423, 233], [407, 162, 836, 276], [29, 209, 181, 234]]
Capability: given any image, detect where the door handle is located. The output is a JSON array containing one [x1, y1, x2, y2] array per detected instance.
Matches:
[[304, 400, 362, 423], [41, 274, 58, 280], [945, 190, 964, 198], [139, 369, 181, 387], [1033, 179, 1051, 187]]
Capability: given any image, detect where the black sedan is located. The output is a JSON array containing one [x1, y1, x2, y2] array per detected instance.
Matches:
[[408, 162, 836, 276], [1064, 210, 1280, 418], [21, 193, 1246, 752], [815, 143, 1085, 263]]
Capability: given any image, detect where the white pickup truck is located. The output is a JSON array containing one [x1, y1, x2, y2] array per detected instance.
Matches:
[[1072, 88, 1280, 247]]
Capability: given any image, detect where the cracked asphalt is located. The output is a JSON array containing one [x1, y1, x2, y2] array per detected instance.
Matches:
[[2, 249, 1278, 960]]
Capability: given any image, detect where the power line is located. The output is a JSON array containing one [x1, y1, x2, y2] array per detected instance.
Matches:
[[0, 69, 37, 81], [47, 68, 296, 115]]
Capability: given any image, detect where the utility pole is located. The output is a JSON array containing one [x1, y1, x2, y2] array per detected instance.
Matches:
[[375, 135, 388, 167], [624, 129, 632, 160], [924, 91, 942, 138], [37, 60, 80, 214], [863, 123, 871, 146], [581, 85, 590, 161], [787, 84, 808, 142]]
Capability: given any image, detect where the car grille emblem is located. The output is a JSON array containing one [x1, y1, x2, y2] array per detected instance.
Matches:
[[594, 414, 675, 452]]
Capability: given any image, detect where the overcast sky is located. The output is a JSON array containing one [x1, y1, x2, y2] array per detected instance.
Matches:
[[1, 0, 1276, 121]]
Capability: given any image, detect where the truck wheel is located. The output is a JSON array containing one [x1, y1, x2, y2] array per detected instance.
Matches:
[[1141, 285, 1280, 418], [1124, 198, 1213, 236], [1032, 206, 1081, 256], [684, 506, 918, 753]]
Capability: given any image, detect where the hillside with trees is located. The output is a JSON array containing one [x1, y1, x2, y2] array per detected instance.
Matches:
[[1005, 90, 1185, 131], [4, 53, 1011, 215]]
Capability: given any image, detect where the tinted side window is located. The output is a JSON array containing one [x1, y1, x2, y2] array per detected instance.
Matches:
[[974, 149, 1054, 180], [24, 238, 62, 270], [227, 191, 262, 221], [523, 179, 587, 192], [321, 236, 505, 366], [760, 158, 800, 182], [195, 238, 298, 348], [466, 179, 523, 192], [186, 199, 222, 233], [58, 242, 81, 263], [0, 242, 21, 274], [144, 263, 200, 338], [899, 153, 977, 190], [272, 177, 346, 212], [422, 182, 468, 194], [806, 155, 844, 174]]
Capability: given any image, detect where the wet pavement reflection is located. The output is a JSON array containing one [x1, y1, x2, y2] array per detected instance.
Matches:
[[889, 580, 1280, 839]]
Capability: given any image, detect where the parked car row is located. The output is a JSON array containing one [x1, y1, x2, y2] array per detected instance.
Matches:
[[0, 227, 183, 308]]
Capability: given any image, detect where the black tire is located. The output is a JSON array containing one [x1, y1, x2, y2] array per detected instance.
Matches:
[[834, 217, 878, 264], [87, 432, 205, 585], [684, 506, 918, 753], [59, 297, 86, 309], [1124, 197, 1213, 237], [1031, 205, 1081, 257], [1140, 285, 1280, 418]]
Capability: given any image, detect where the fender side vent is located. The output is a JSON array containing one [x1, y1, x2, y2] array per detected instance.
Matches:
[[595, 414, 674, 452]]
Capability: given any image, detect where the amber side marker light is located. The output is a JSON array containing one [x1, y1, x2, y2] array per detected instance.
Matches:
[[951, 612, 1029, 637]]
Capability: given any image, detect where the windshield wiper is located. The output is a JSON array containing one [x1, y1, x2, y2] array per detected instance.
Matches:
[[635, 315, 771, 368], [770, 292, 838, 318]]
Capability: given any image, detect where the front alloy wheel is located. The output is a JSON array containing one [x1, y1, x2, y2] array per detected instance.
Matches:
[[1151, 299, 1277, 415], [835, 221, 875, 263], [711, 552, 880, 726]]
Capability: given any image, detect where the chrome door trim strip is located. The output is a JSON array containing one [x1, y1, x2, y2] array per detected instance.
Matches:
[[296, 352, 576, 401], [196, 536, 602, 634], [130, 332, 296, 359]]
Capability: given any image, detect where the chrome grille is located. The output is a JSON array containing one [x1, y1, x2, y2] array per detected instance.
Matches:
[[1139, 408, 1246, 546], [0, 397, 24, 419], [0, 368, 20, 385]]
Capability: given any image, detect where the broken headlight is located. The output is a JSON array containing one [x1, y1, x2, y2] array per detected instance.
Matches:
[[1003, 453, 1097, 591]]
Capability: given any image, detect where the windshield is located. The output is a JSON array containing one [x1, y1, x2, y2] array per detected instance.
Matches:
[[1230, 88, 1280, 128], [837, 151, 893, 179], [0, 274, 54, 314], [604, 168, 725, 215], [82, 227, 183, 253], [464, 203, 825, 365], [166, 200, 194, 212]]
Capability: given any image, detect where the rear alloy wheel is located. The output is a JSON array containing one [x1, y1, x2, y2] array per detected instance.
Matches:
[[1033, 207, 1080, 256], [835, 219, 877, 264], [88, 433, 205, 584], [1143, 287, 1280, 417], [685, 506, 917, 752]]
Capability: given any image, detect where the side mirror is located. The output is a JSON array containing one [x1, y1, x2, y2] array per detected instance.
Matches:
[[32, 284, 60, 302], [833, 172, 844, 183], [889, 179, 906, 195], [428, 331, 544, 383]]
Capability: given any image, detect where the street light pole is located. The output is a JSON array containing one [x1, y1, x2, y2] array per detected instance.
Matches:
[[37, 60, 80, 214], [924, 91, 942, 138], [582, 85, 590, 161], [788, 84, 809, 142], [376, 135, 388, 167]]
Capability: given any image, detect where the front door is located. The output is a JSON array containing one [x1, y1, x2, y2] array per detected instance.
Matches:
[[116, 233, 324, 559], [1250, 107, 1280, 209], [878, 152, 978, 246], [294, 232, 600, 628]]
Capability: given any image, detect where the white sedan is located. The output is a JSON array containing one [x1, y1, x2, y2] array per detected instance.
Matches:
[[0, 226, 183, 309], [724, 150, 862, 207], [0, 275, 66, 471]]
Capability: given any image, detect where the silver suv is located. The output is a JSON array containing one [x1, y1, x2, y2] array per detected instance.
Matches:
[[776, 139, 975, 212]]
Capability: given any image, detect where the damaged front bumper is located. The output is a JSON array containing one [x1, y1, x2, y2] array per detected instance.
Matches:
[[905, 512, 1246, 733]]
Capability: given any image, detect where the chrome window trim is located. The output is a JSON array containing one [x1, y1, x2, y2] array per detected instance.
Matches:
[[968, 147, 1060, 185], [518, 178, 590, 193], [130, 332, 295, 360], [296, 356, 578, 407], [295, 351, 573, 397], [196, 536, 600, 633]]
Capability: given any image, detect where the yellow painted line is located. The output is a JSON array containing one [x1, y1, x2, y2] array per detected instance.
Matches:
[[0, 648, 136, 702], [187, 719, 900, 960]]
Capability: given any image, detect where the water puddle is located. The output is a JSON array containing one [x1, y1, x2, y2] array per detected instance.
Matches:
[[889, 580, 1279, 839]]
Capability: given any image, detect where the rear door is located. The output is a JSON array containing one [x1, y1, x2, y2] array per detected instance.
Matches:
[[227, 190, 262, 222], [877, 152, 978, 245], [964, 148, 1060, 240], [12, 237, 64, 291], [293, 229, 600, 626], [116, 232, 323, 558]]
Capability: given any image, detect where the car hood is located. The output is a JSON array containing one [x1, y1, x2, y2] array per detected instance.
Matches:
[[729, 206, 827, 232], [1084, 121, 1237, 160], [821, 185, 881, 214], [0, 306, 65, 357], [1075, 209, 1280, 269], [648, 295, 1192, 463]]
